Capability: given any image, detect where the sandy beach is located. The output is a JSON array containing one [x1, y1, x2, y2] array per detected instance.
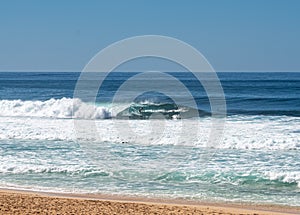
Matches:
[[0, 189, 299, 215]]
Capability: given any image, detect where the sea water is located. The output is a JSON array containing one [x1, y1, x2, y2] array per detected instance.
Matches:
[[0, 72, 299, 206]]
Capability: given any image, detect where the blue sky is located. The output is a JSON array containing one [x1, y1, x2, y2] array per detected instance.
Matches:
[[0, 0, 299, 72]]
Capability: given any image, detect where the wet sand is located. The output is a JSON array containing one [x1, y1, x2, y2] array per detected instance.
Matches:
[[0, 189, 299, 215]]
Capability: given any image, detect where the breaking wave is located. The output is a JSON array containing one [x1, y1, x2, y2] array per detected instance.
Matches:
[[0, 98, 112, 119], [0, 98, 206, 120]]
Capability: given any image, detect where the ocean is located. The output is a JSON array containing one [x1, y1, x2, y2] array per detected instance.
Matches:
[[0, 72, 299, 206]]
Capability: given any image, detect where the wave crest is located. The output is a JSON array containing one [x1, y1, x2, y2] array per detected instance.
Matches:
[[0, 98, 111, 119]]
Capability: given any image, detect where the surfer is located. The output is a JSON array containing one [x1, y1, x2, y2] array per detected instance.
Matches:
[[139, 107, 143, 113]]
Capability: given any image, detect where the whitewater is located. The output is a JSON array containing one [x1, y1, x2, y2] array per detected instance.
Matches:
[[0, 98, 299, 151]]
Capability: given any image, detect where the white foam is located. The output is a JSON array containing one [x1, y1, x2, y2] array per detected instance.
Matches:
[[0, 98, 111, 119], [0, 98, 299, 150], [265, 171, 300, 188], [0, 115, 299, 150]]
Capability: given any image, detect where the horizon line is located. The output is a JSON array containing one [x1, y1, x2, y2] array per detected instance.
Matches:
[[0, 70, 299, 73]]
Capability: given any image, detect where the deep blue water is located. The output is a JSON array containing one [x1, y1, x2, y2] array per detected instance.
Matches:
[[0, 72, 299, 117]]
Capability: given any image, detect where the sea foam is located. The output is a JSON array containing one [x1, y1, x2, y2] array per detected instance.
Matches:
[[0, 98, 111, 119], [0, 116, 299, 150]]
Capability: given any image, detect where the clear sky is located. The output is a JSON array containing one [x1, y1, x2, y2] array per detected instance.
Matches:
[[0, 0, 299, 72]]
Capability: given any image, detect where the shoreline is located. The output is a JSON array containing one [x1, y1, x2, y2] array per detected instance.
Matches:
[[0, 188, 299, 214]]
